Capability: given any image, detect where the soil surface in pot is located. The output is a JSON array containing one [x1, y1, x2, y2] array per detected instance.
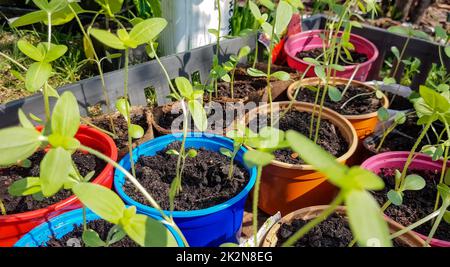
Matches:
[[249, 109, 348, 164], [156, 102, 243, 134], [385, 92, 413, 110], [373, 168, 450, 242], [91, 111, 149, 151], [44, 220, 138, 247], [295, 47, 368, 66], [295, 84, 382, 115], [276, 213, 406, 247], [216, 80, 267, 100], [123, 141, 250, 211], [0, 151, 106, 214]]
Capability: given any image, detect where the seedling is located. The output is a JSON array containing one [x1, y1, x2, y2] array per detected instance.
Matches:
[[89, 18, 167, 176], [375, 111, 409, 153], [247, 0, 294, 125], [222, 45, 251, 99], [284, 130, 392, 247], [1, 91, 188, 246]]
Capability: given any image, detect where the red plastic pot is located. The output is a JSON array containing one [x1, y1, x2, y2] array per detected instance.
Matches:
[[284, 30, 379, 81], [0, 125, 118, 247], [361, 151, 450, 247]]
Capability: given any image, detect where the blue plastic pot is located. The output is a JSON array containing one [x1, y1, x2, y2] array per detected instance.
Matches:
[[14, 208, 184, 247], [114, 133, 257, 247]]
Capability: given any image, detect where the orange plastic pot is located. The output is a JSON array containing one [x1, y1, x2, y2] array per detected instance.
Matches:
[[243, 102, 358, 216], [262, 206, 427, 247], [287, 77, 389, 140], [0, 125, 118, 247]]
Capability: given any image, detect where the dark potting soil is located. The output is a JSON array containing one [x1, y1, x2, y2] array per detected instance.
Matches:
[[373, 168, 450, 242], [276, 213, 407, 247], [123, 141, 249, 211], [0, 150, 106, 214], [296, 84, 383, 115], [373, 131, 423, 153], [44, 220, 138, 247], [385, 92, 413, 111], [216, 79, 267, 100], [91, 112, 149, 151], [295, 47, 368, 66], [249, 109, 348, 164], [156, 102, 243, 134]]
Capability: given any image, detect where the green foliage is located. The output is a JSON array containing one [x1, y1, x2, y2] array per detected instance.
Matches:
[[0, 127, 42, 166], [285, 130, 391, 247]]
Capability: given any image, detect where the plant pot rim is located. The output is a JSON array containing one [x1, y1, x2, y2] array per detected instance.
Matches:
[[114, 132, 257, 218], [284, 29, 379, 72], [240, 101, 358, 170], [262, 205, 427, 247], [0, 125, 118, 222], [287, 77, 389, 119], [13, 207, 184, 247], [361, 151, 450, 247]]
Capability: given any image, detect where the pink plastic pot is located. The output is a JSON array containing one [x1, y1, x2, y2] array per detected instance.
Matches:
[[284, 30, 379, 81], [361, 151, 450, 247], [0, 125, 118, 247]]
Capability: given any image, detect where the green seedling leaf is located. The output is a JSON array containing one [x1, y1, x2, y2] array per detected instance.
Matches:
[[82, 229, 107, 247], [377, 107, 389, 121], [10, 10, 47, 27], [129, 124, 144, 139], [145, 42, 158, 59], [73, 183, 125, 224], [437, 84, 450, 92], [391, 46, 400, 60], [434, 26, 447, 40], [438, 183, 450, 204], [10, 70, 25, 82], [106, 225, 127, 245], [403, 174, 426, 191], [247, 68, 267, 77], [394, 112, 406, 124], [272, 71, 290, 81], [187, 149, 197, 158], [40, 147, 72, 197], [383, 77, 396, 85], [129, 18, 167, 45], [44, 44, 68, 62], [445, 46, 450, 58], [444, 211, 450, 224], [261, 22, 273, 39], [248, 1, 262, 19], [346, 167, 385, 191], [221, 74, 231, 83], [387, 189, 403, 206], [18, 109, 34, 129], [19, 159, 32, 168], [387, 26, 409, 36], [17, 40, 44, 62], [314, 65, 326, 81], [188, 100, 208, 131], [115, 98, 130, 119], [90, 29, 126, 50], [259, 0, 275, 10], [419, 85, 450, 113], [285, 130, 348, 186], [244, 150, 274, 168], [52, 91, 80, 138], [32, 192, 45, 201], [220, 147, 233, 158], [303, 57, 320, 65], [26, 61, 52, 92], [421, 145, 436, 156], [47, 0, 68, 13], [48, 134, 80, 150], [330, 64, 345, 71], [83, 171, 96, 183], [45, 83, 59, 98], [346, 190, 392, 247], [0, 127, 42, 166], [175, 77, 193, 99], [238, 46, 251, 59], [166, 149, 179, 156], [375, 90, 385, 99], [275, 1, 293, 36], [444, 169, 450, 186], [96, 0, 124, 14], [208, 29, 219, 36], [432, 145, 444, 161], [122, 214, 178, 247], [328, 86, 342, 102], [8, 177, 41, 196]]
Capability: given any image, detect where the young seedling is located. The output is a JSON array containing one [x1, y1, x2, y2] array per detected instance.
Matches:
[[284, 130, 392, 247], [380, 86, 450, 211], [228, 125, 290, 246], [89, 18, 167, 177], [375, 111, 408, 153], [222, 45, 251, 99], [247, 0, 295, 125], [1, 91, 188, 246]]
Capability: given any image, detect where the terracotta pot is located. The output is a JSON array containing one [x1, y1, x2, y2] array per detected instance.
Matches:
[[362, 152, 450, 247], [242, 102, 358, 215], [287, 77, 389, 140], [0, 125, 118, 247], [262, 205, 427, 247], [87, 106, 154, 159]]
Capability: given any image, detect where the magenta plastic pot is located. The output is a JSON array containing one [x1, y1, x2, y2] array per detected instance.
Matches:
[[284, 30, 379, 81], [361, 151, 450, 247]]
